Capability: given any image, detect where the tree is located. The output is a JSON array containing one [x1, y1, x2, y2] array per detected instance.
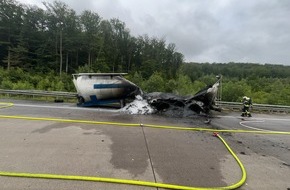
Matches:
[[175, 74, 194, 95], [140, 59, 158, 79], [0, 0, 24, 70], [143, 72, 165, 92], [20, 6, 48, 70], [127, 71, 144, 89], [43, 0, 78, 75], [80, 10, 102, 70], [222, 80, 251, 102]]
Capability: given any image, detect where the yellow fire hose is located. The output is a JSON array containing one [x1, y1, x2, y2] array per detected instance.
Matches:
[[0, 133, 245, 190], [0, 102, 289, 189]]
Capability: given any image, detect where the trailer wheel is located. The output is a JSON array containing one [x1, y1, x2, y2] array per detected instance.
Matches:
[[78, 96, 85, 104]]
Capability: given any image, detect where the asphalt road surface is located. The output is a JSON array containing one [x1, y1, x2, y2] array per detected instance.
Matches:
[[0, 99, 289, 190]]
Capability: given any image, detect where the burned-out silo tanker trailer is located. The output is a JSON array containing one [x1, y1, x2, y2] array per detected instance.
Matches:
[[72, 73, 141, 107]]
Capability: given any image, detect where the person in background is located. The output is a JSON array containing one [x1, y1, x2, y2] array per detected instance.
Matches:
[[241, 96, 252, 117]]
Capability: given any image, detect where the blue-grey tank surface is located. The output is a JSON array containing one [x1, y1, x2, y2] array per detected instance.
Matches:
[[72, 73, 141, 107]]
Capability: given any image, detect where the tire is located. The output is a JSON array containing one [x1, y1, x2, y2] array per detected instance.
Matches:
[[78, 96, 85, 105]]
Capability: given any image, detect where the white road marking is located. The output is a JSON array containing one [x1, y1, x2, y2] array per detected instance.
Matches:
[[218, 115, 290, 121], [216, 115, 289, 132], [239, 120, 272, 132]]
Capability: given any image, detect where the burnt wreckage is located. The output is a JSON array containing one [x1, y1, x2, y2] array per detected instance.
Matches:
[[72, 73, 222, 116], [143, 76, 222, 116]]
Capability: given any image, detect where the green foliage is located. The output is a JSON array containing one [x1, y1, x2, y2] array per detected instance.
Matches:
[[192, 80, 206, 93], [175, 75, 194, 95], [142, 72, 165, 92], [178, 63, 290, 105], [182, 62, 290, 80], [52, 80, 65, 91], [127, 72, 144, 88], [0, 0, 183, 78], [2, 63, 290, 106], [222, 80, 251, 102], [6, 67, 27, 83], [165, 79, 177, 93], [76, 65, 93, 73], [12, 81, 34, 90], [0, 67, 73, 92], [250, 91, 268, 104], [1, 79, 14, 89], [93, 60, 111, 73], [140, 59, 158, 79], [36, 77, 50, 90]]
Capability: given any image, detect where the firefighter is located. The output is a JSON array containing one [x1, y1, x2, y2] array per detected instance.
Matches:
[[241, 96, 252, 117]]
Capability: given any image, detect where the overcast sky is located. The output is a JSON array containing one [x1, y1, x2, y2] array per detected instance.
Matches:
[[21, 0, 290, 65]]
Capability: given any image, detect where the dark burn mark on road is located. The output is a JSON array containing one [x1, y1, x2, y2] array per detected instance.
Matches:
[[31, 122, 102, 134], [105, 127, 149, 177], [32, 123, 72, 133]]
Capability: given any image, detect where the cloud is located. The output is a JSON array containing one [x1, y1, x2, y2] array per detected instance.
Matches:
[[19, 0, 290, 65]]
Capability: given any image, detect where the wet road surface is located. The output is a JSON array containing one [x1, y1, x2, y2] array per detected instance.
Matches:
[[212, 112, 290, 190], [0, 99, 289, 190]]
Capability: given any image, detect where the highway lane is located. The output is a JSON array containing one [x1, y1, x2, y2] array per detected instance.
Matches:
[[215, 113, 290, 132], [0, 99, 289, 190], [0, 99, 228, 190], [212, 112, 290, 190]]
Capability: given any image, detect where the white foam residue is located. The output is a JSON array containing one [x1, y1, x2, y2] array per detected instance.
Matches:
[[121, 95, 155, 115]]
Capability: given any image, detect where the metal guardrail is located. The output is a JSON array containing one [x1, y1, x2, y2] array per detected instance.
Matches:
[[217, 101, 290, 114], [0, 89, 289, 114], [0, 89, 77, 99]]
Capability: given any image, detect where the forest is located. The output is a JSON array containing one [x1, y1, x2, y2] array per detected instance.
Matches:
[[1, 0, 290, 106]]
